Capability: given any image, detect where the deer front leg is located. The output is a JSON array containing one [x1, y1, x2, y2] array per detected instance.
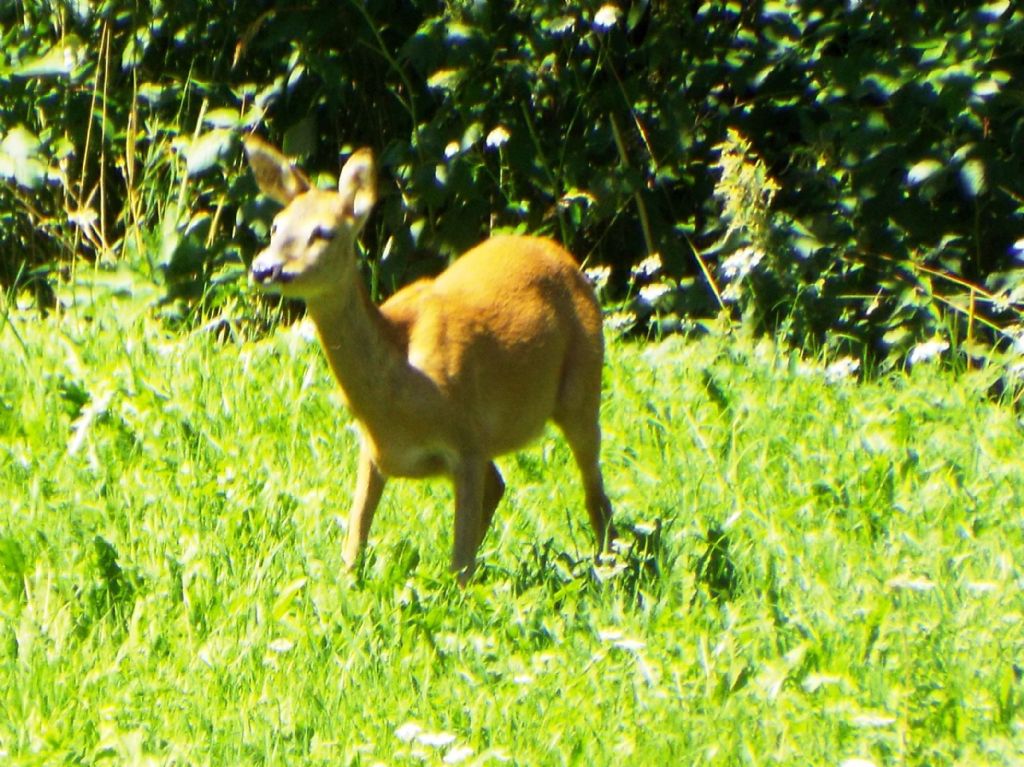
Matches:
[[343, 446, 386, 570], [451, 458, 487, 587]]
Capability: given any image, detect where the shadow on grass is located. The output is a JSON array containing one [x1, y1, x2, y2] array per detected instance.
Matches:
[[494, 520, 666, 604]]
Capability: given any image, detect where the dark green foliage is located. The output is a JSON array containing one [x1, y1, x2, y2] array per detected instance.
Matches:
[[1, 1, 1022, 358]]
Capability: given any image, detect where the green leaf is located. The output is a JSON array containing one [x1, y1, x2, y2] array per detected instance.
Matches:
[[972, 78, 1001, 100], [0, 126, 47, 189], [185, 130, 234, 177], [204, 108, 241, 129], [978, 1, 1010, 19], [426, 68, 463, 92], [959, 159, 986, 197], [13, 35, 84, 78], [542, 15, 576, 36], [446, 22, 477, 42], [906, 159, 943, 186]]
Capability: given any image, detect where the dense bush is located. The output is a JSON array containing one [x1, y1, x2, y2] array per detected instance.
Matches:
[[2, 0, 1023, 362]]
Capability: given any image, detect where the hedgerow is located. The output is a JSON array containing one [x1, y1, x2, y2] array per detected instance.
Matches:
[[2, 1, 1023, 365]]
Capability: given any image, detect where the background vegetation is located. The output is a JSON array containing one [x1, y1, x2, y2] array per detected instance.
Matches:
[[2, 1, 1024, 364], [2, 292, 1023, 764]]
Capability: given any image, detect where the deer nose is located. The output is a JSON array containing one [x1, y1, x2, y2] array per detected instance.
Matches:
[[251, 253, 284, 285]]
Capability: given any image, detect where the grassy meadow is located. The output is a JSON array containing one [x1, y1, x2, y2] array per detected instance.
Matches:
[[1, 289, 1023, 765]]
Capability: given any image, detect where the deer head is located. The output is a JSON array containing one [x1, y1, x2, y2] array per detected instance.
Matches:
[[244, 136, 377, 301]]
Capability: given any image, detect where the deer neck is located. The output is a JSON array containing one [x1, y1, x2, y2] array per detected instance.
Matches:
[[303, 273, 408, 435]]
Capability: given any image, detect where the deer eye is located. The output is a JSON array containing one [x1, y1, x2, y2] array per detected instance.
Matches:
[[308, 225, 335, 245]]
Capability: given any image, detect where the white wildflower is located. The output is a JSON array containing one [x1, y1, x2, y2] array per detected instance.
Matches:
[[485, 126, 510, 149], [395, 722, 423, 742], [444, 745, 475, 764], [605, 311, 636, 330], [825, 356, 860, 383], [631, 253, 662, 278], [638, 282, 671, 305], [886, 575, 935, 592], [584, 265, 611, 290], [267, 638, 294, 653], [721, 281, 742, 303], [613, 637, 646, 652], [851, 713, 897, 728], [720, 246, 764, 281], [907, 338, 949, 365], [967, 581, 998, 595], [593, 4, 621, 30], [289, 317, 318, 344], [444, 141, 460, 158], [417, 731, 457, 748]]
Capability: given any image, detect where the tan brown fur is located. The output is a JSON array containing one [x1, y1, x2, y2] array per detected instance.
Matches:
[[245, 137, 615, 584]]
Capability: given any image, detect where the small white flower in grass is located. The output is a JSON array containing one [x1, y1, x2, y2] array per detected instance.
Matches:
[[613, 637, 646, 652], [584, 265, 611, 290], [290, 317, 318, 344], [267, 638, 294, 653], [638, 282, 671, 305], [598, 627, 645, 651], [886, 575, 935, 592], [967, 581, 998, 595], [851, 713, 897, 728], [513, 674, 535, 685], [825, 356, 860, 383], [605, 311, 636, 331], [907, 337, 949, 365], [485, 126, 510, 149], [593, 4, 621, 30], [444, 141, 460, 159], [395, 722, 423, 742], [631, 253, 662, 278], [444, 745, 475, 764], [417, 731, 457, 748]]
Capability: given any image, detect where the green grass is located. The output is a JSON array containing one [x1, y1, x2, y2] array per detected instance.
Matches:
[[2, 293, 1023, 766]]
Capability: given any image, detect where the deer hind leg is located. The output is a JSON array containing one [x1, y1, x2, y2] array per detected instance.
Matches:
[[554, 346, 617, 550], [476, 462, 506, 553], [343, 445, 386, 570], [451, 457, 494, 587], [560, 416, 617, 549]]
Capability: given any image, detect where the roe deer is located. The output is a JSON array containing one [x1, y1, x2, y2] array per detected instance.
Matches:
[[244, 137, 616, 585]]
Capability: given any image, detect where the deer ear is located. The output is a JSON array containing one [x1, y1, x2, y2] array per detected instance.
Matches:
[[339, 148, 377, 225], [244, 135, 311, 205]]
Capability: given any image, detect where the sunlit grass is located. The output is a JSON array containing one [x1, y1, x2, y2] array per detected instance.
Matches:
[[1, 294, 1023, 765]]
